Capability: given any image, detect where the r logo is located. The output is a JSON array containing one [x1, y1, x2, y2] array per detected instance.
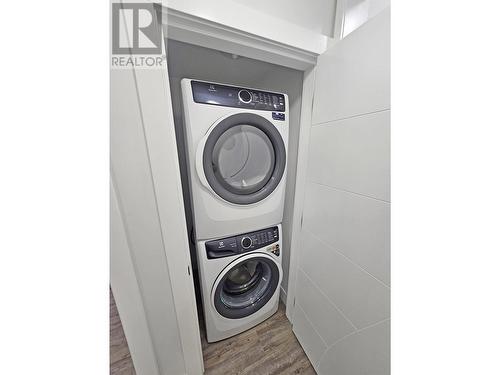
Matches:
[[112, 2, 162, 54]]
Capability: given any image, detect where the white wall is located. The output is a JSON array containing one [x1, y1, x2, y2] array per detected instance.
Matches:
[[230, 0, 338, 37], [340, 0, 390, 37], [166, 39, 304, 301], [292, 8, 390, 374]]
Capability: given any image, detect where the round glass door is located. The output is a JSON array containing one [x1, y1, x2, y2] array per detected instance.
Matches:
[[213, 255, 280, 319], [203, 113, 286, 204], [213, 125, 274, 194]]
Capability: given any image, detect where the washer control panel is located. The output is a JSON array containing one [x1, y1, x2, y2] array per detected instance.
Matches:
[[205, 226, 279, 259], [191, 80, 286, 112]]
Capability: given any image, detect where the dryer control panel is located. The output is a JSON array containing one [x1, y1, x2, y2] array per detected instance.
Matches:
[[205, 226, 279, 259], [191, 81, 286, 112]]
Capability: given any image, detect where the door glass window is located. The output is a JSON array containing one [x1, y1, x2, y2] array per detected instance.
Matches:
[[212, 125, 275, 193], [214, 256, 280, 319], [202, 113, 286, 205], [220, 259, 271, 309]]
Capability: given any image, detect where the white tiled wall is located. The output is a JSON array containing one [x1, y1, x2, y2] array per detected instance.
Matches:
[[308, 110, 390, 202], [299, 229, 389, 328], [292, 305, 327, 368], [303, 183, 390, 286], [292, 7, 390, 375], [318, 319, 390, 374], [312, 4, 390, 125], [295, 268, 356, 345]]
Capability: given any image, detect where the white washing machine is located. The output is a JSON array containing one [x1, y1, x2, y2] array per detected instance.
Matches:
[[197, 224, 283, 342], [181, 79, 289, 240]]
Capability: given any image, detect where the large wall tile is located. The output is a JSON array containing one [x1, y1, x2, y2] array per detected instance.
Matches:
[[303, 182, 390, 286], [311, 8, 390, 124], [318, 319, 390, 375], [292, 305, 327, 369], [308, 110, 390, 202], [299, 229, 390, 329], [296, 269, 355, 345]]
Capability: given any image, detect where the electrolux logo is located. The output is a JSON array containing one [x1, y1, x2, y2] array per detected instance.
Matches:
[[111, 1, 165, 68]]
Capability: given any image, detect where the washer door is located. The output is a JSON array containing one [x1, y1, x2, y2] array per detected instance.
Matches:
[[203, 113, 286, 204], [212, 253, 282, 319]]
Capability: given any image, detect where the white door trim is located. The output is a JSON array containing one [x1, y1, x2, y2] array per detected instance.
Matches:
[[111, 5, 204, 373], [162, 5, 329, 70], [284, 67, 317, 322], [134, 58, 205, 375]]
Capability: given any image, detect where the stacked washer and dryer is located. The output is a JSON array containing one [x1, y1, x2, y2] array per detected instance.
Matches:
[[180, 79, 289, 342]]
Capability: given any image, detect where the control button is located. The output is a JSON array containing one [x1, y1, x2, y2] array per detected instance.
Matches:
[[241, 236, 252, 249], [238, 90, 252, 103]]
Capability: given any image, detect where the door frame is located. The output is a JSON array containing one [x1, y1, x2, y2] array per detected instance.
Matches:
[[161, 2, 325, 325], [283, 67, 317, 322], [112, 3, 328, 375]]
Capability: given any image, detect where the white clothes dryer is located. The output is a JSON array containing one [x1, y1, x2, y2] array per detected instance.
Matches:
[[181, 79, 289, 240]]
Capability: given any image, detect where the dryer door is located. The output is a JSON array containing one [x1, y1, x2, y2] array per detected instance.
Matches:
[[212, 253, 282, 319], [202, 113, 286, 204]]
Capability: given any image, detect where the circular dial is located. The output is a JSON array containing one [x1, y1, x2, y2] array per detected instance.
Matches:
[[241, 236, 252, 249], [238, 90, 252, 103]]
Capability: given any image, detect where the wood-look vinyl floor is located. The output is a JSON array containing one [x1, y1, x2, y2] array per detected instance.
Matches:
[[200, 303, 315, 375], [110, 290, 136, 375], [110, 290, 314, 375]]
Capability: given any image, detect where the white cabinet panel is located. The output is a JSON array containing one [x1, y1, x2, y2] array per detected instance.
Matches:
[[299, 229, 390, 329], [308, 110, 390, 202], [311, 8, 390, 124], [303, 182, 390, 286], [292, 305, 327, 368], [296, 269, 355, 346], [318, 319, 390, 375]]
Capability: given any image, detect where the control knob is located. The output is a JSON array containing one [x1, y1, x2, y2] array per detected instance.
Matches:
[[241, 236, 252, 249], [238, 90, 252, 103]]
